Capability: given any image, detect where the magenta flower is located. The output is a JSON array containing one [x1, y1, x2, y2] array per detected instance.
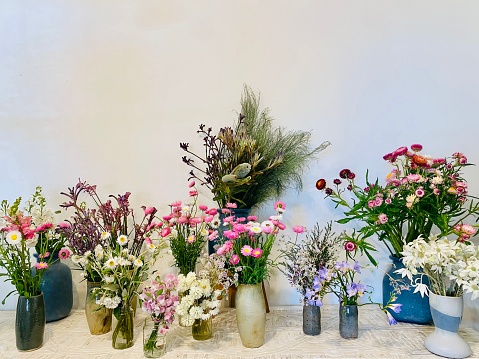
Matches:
[[208, 230, 218, 241], [58, 221, 71, 229], [292, 226, 305, 234], [251, 248, 263, 258], [188, 180, 195, 188], [35, 262, 48, 270], [223, 230, 239, 240], [161, 227, 171, 237], [143, 207, 155, 215], [189, 190, 198, 197], [221, 208, 232, 214], [377, 213, 388, 224], [199, 205, 208, 211], [394, 146, 408, 156], [415, 188, 425, 198], [240, 245, 253, 256], [225, 202, 237, 209], [411, 144, 423, 152], [58, 247, 71, 260], [344, 241, 356, 252], [274, 201, 286, 212], [247, 215, 258, 221]]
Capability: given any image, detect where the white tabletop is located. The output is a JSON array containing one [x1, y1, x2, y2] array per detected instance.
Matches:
[[1, 305, 478, 359]]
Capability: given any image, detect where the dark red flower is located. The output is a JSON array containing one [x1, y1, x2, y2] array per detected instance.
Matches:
[[325, 188, 333, 196], [339, 169, 351, 179], [344, 241, 357, 252], [347, 184, 353, 191], [347, 172, 356, 180], [333, 179, 342, 185], [315, 179, 326, 190]]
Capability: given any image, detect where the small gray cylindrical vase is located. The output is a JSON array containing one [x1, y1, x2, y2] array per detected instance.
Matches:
[[339, 303, 358, 339], [303, 305, 321, 335]]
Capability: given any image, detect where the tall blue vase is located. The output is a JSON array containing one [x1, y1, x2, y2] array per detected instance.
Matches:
[[207, 208, 251, 255], [35, 252, 73, 322], [382, 255, 432, 324]]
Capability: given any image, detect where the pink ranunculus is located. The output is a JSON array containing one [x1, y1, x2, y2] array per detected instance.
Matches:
[[251, 248, 263, 258], [292, 226, 305, 234], [229, 254, 240, 265]]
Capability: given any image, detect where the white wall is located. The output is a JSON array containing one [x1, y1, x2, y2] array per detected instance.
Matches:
[[2, 0, 479, 327]]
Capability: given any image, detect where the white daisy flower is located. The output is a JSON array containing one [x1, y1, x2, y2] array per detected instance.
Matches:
[[6, 230, 22, 246], [134, 258, 143, 267], [101, 231, 111, 240], [105, 257, 117, 269], [117, 234, 128, 246]]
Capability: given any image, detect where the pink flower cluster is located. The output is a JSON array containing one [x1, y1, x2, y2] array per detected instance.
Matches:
[[1, 211, 36, 240], [139, 274, 179, 334], [454, 223, 477, 242]]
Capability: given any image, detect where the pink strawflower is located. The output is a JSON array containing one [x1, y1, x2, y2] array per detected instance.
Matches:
[[344, 241, 356, 252], [221, 208, 232, 215], [35, 262, 48, 270], [229, 254, 240, 265], [189, 190, 198, 197], [38, 252, 50, 259], [161, 227, 171, 237], [207, 208, 218, 215], [35, 222, 53, 233], [204, 215, 214, 223], [394, 146, 408, 156], [162, 215, 173, 221], [187, 235, 196, 243], [261, 226, 273, 234], [377, 213, 388, 224], [208, 230, 218, 241], [225, 202, 237, 209], [189, 217, 203, 225], [177, 216, 188, 224], [415, 188, 425, 198], [188, 180, 196, 188], [247, 215, 258, 221], [233, 224, 248, 233], [411, 144, 423, 152], [170, 201, 182, 208], [223, 230, 239, 240], [199, 205, 208, 211], [222, 215, 235, 223], [251, 248, 263, 258], [292, 226, 305, 234], [58, 247, 71, 260], [241, 245, 253, 256], [274, 201, 286, 213]]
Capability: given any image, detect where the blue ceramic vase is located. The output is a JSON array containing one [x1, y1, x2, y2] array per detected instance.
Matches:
[[35, 252, 73, 322], [382, 255, 432, 324], [15, 293, 45, 351]]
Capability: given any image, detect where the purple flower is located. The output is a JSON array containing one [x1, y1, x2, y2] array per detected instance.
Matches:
[[386, 311, 398, 325]]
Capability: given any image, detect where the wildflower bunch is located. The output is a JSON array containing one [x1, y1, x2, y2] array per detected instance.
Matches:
[[215, 201, 289, 285], [0, 186, 70, 302], [397, 234, 479, 299], [317, 144, 479, 263], [140, 274, 179, 356], [180, 85, 329, 209], [59, 179, 162, 282], [158, 182, 218, 275], [279, 222, 342, 306]]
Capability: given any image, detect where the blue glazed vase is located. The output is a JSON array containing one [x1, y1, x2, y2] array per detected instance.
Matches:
[[339, 303, 358, 339], [15, 293, 45, 351], [35, 252, 73, 322], [382, 255, 432, 324]]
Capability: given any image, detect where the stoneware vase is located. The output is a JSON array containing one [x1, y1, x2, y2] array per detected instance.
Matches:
[[236, 283, 266, 348], [303, 305, 321, 335], [112, 302, 135, 349], [15, 293, 46, 351], [192, 317, 213, 341], [424, 291, 472, 359], [35, 252, 73, 322], [339, 303, 358, 339], [143, 318, 167, 358], [383, 255, 432, 324], [85, 281, 112, 335]]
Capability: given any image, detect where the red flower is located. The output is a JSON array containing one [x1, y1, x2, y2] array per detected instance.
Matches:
[[316, 179, 326, 190]]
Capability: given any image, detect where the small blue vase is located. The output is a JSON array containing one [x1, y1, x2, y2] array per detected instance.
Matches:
[[35, 252, 73, 322], [382, 255, 432, 324]]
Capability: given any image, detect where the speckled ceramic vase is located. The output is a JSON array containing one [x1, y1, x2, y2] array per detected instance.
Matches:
[[235, 283, 266, 348], [339, 303, 358, 339], [303, 305, 321, 335]]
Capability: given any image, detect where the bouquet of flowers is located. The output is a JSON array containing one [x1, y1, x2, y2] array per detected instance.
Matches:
[[397, 234, 479, 299], [175, 260, 227, 327], [316, 144, 479, 264], [279, 222, 342, 306], [180, 85, 329, 209], [158, 182, 218, 275], [139, 274, 179, 356], [0, 186, 70, 303], [215, 201, 289, 285], [59, 180, 165, 282]]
